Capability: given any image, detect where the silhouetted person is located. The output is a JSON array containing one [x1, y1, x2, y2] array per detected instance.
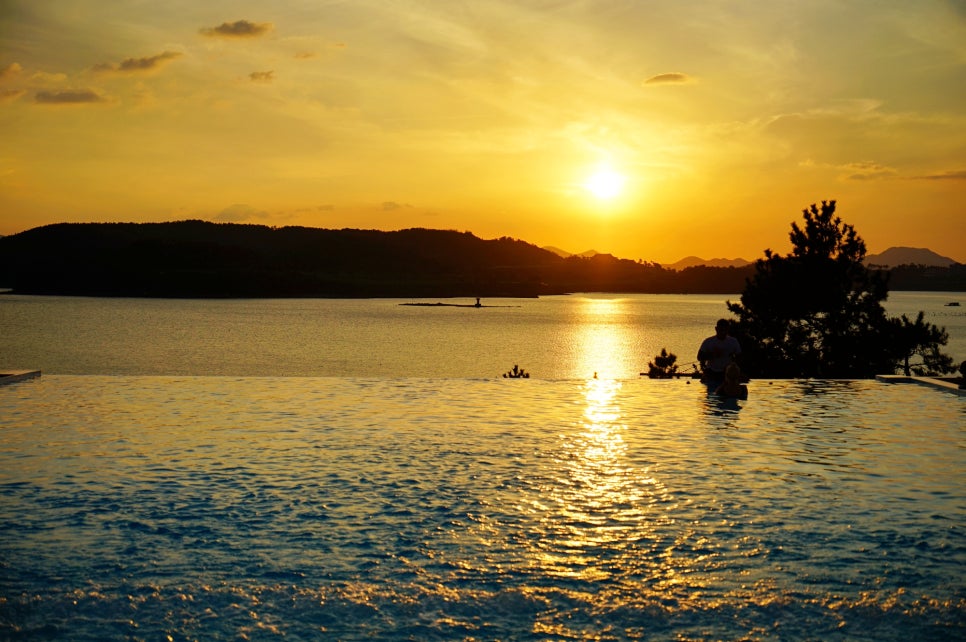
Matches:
[[715, 363, 748, 400], [475, 297, 482, 308], [698, 318, 741, 388], [959, 360, 966, 389]]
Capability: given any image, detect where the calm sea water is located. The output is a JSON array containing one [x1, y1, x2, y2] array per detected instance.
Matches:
[[0, 376, 963, 640], [0, 291, 963, 378], [0, 293, 964, 640]]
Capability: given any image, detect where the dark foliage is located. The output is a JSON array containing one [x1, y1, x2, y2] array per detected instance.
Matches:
[[0, 221, 748, 297], [881, 263, 966, 291], [888, 311, 954, 376], [646, 348, 679, 378], [727, 201, 953, 378], [0, 222, 559, 298], [503, 365, 530, 378], [0, 220, 959, 298]]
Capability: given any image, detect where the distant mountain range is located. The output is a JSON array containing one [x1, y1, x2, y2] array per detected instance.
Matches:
[[543, 247, 752, 269], [542, 246, 601, 259], [864, 246, 958, 268], [544, 246, 960, 270], [662, 256, 752, 270]]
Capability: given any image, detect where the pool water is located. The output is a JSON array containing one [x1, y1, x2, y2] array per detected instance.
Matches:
[[0, 375, 963, 640]]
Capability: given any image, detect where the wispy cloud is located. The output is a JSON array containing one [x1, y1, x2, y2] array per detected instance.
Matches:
[[34, 89, 105, 105], [0, 62, 23, 81], [841, 161, 897, 181], [914, 169, 966, 181], [382, 201, 413, 211], [214, 204, 268, 222], [799, 158, 899, 181], [249, 70, 274, 83], [200, 20, 273, 38], [94, 51, 182, 73], [1, 89, 27, 103], [31, 71, 68, 83], [643, 72, 693, 85]]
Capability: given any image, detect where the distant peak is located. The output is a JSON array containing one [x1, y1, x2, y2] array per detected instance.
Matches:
[[663, 256, 751, 270], [541, 246, 599, 258], [865, 246, 957, 268]]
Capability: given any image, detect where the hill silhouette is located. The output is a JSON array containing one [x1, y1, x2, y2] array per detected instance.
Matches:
[[663, 256, 752, 270], [0, 221, 961, 297], [865, 246, 957, 268]]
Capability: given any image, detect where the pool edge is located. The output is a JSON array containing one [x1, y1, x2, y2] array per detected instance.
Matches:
[[0, 370, 42, 386], [876, 374, 965, 396]]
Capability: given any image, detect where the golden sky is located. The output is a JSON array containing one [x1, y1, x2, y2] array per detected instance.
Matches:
[[1, 1, 964, 263]]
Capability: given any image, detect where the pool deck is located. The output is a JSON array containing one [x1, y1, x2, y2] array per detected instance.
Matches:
[[0, 370, 41, 386], [877, 374, 966, 396]]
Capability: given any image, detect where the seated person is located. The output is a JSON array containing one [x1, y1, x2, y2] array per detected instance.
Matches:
[[715, 363, 748, 400], [698, 319, 741, 386]]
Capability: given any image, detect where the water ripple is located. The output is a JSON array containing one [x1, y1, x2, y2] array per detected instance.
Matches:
[[0, 376, 963, 640]]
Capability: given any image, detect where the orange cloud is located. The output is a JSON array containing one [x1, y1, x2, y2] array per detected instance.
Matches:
[[915, 170, 966, 181], [1, 88, 26, 103], [94, 51, 182, 73], [214, 204, 268, 222], [34, 89, 105, 105], [200, 20, 273, 38], [0, 62, 23, 81], [643, 72, 693, 85]]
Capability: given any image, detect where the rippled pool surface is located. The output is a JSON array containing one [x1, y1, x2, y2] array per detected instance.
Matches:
[[1, 376, 963, 641]]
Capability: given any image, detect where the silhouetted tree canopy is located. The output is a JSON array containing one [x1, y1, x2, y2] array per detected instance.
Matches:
[[727, 201, 953, 378]]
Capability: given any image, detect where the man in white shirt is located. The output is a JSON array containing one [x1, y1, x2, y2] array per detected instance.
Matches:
[[697, 319, 742, 386]]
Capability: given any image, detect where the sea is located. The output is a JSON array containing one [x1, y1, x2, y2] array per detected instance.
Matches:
[[0, 292, 964, 641]]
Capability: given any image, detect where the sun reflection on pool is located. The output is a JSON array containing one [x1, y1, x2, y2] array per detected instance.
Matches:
[[522, 377, 725, 610], [530, 379, 649, 580]]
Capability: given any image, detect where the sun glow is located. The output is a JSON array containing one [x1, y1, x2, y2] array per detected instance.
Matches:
[[583, 165, 626, 200]]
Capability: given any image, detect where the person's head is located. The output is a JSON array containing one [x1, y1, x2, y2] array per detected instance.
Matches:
[[725, 362, 741, 382], [715, 319, 730, 338]]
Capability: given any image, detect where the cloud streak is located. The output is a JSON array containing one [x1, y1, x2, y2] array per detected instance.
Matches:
[[644, 72, 693, 85], [0, 62, 23, 81], [200, 20, 273, 38], [34, 89, 105, 105], [915, 170, 966, 181], [214, 204, 268, 222], [249, 70, 274, 83], [1, 89, 27, 103], [94, 51, 182, 73]]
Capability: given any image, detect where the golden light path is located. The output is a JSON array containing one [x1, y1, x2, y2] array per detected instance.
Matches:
[[570, 297, 646, 380]]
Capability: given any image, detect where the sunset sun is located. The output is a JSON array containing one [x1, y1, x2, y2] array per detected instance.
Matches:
[[583, 165, 626, 200]]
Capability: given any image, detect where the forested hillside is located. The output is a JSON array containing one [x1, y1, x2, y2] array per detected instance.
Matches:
[[0, 221, 960, 297]]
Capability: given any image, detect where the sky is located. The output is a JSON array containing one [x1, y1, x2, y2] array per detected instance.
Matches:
[[1, 0, 964, 264]]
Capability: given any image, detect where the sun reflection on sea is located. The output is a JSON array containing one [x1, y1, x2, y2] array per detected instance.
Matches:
[[569, 296, 644, 379]]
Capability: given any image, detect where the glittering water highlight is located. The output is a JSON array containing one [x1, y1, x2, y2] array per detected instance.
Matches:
[[1, 375, 963, 640]]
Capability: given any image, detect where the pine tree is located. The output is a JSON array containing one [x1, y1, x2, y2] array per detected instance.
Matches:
[[726, 200, 952, 378]]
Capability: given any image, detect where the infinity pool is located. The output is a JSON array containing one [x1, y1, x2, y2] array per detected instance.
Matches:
[[1, 376, 963, 640]]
